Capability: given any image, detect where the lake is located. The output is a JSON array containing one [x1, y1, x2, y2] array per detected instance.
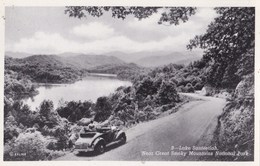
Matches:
[[22, 75, 132, 110]]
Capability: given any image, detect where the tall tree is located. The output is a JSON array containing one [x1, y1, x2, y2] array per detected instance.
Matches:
[[187, 7, 255, 88]]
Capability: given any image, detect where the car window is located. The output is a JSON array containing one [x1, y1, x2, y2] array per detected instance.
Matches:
[[80, 133, 96, 138]]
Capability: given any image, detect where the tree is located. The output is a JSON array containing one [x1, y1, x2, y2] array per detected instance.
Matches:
[[94, 96, 112, 122], [37, 100, 61, 128], [157, 81, 180, 105], [65, 7, 196, 25], [4, 115, 21, 143], [57, 100, 93, 122], [185, 83, 195, 93], [39, 100, 54, 117], [187, 7, 254, 88], [136, 77, 157, 100]]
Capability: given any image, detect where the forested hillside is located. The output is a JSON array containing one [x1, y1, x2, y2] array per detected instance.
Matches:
[[5, 53, 130, 83], [5, 56, 85, 83]]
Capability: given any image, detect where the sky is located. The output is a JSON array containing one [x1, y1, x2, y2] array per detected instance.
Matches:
[[5, 7, 218, 56]]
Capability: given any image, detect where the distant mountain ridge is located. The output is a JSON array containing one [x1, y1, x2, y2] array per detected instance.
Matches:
[[6, 53, 126, 70], [63, 54, 125, 69], [5, 51, 32, 59], [133, 52, 201, 67], [5, 50, 202, 68]]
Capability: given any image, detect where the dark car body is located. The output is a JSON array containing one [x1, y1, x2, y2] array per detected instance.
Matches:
[[74, 126, 126, 154]]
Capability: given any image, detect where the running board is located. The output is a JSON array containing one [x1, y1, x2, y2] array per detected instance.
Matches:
[[106, 139, 122, 147]]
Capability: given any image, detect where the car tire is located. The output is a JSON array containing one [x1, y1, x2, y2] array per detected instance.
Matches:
[[94, 142, 105, 154], [119, 134, 126, 144]]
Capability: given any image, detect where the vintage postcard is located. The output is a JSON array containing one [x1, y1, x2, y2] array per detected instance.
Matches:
[[0, 0, 259, 166]]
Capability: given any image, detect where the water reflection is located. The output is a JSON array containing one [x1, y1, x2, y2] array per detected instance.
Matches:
[[22, 76, 132, 111]]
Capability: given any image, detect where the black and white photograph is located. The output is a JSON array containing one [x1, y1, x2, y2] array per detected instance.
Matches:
[[2, 3, 258, 164]]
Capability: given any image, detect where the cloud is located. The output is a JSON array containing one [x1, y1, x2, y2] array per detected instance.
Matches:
[[126, 8, 217, 40], [11, 32, 77, 54], [8, 31, 196, 55], [6, 7, 218, 56], [71, 22, 115, 39]]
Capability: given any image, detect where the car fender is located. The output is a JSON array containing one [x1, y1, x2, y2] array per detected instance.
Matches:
[[92, 137, 106, 147], [115, 130, 126, 140]]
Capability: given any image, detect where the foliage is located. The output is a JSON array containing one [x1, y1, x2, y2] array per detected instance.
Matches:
[[212, 74, 254, 161], [87, 63, 147, 81], [94, 96, 113, 122], [4, 128, 47, 161], [185, 83, 195, 93], [57, 100, 93, 123], [4, 115, 22, 144], [188, 7, 255, 88], [136, 77, 158, 100], [36, 100, 61, 128], [5, 56, 85, 84], [4, 69, 38, 99], [157, 81, 179, 105], [65, 7, 196, 25]]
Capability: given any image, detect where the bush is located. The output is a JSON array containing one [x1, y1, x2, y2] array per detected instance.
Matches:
[[185, 83, 195, 93], [157, 81, 180, 105], [4, 128, 47, 161], [45, 150, 66, 160], [53, 126, 70, 150], [57, 100, 93, 123], [194, 82, 203, 90], [94, 96, 112, 122], [46, 139, 58, 150]]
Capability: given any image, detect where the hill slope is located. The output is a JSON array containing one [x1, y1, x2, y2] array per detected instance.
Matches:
[[134, 52, 201, 67], [5, 54, 135, 83], [5, 55, 85, 83], [62, 54, 125, 69]]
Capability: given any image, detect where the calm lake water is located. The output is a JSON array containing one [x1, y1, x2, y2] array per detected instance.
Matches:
[[22, 75, 132, 110]]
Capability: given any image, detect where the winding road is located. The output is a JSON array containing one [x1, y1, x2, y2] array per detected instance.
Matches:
[[56, 93, 226, 161]]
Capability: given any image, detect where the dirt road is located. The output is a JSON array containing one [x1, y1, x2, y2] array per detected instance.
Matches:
[[56, 93, 226, 161]]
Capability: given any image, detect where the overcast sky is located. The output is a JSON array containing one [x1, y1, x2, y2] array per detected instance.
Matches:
[[5, 7, 218, 55]]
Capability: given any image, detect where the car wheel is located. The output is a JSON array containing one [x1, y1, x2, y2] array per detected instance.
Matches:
[[95, 142, 105, 154], [119, 134, 126, 144]]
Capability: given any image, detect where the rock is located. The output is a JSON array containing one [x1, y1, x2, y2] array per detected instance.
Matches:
[[234, 74, 254, 99], [201, 86, 213, 96], [77, 118, 93, 126]]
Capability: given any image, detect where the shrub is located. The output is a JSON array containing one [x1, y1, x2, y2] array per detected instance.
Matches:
[[194, 82, 203, 90], [185, 83, 195, 93], [94, 96, 112, 122], [46, 139, 58, 150], [45, 150, 66, 161], [157, 81, 180, 105], [4, 128, 47, 161]]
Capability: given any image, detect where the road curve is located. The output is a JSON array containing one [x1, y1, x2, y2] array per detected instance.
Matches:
[[56, 93, 226, 161]]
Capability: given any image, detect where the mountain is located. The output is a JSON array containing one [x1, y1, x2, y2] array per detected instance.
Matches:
[[6, 53, 126, 69], [106, 51, 173, 63], [62, 54, 125, 69], [5, 51, 31, 59], [5, 55, 85, 83], [87, 63, 141, 74], [133, 52, 202, 67], [5, 54, 126, 83]]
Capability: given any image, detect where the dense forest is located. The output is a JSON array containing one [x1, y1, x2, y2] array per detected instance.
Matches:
[[5, 56, 86, 84], [4, 7, 254, 161]]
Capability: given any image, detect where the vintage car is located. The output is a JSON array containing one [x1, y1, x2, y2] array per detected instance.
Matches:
[[74, 126, 127, 155]]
